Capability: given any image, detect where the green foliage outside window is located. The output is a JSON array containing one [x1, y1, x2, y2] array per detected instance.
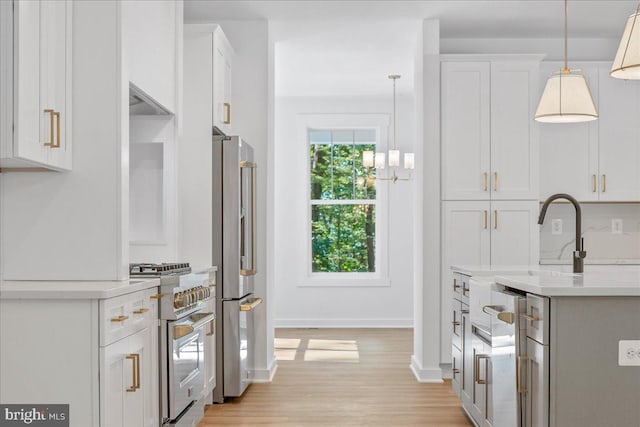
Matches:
[[309, 130, 377, 273]]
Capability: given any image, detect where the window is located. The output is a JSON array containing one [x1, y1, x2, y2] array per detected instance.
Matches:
[[309, 129, 378, 273]]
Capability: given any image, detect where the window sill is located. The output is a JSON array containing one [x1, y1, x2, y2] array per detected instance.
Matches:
[[298, 276, 391, 288]]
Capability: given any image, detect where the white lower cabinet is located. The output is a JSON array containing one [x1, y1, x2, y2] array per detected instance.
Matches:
[[0, 286, 159, 427], [524, 337, 549, 427]]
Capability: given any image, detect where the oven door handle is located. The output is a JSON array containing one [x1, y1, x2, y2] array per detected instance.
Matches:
[[482, 305, 515, 324], [174, 313, 215, 340]]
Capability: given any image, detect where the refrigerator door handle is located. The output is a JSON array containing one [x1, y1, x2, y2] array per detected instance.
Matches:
[[240, 161, 257, 277], [240, 297, 263, 312]]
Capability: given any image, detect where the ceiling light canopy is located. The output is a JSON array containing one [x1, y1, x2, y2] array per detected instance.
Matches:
[[534, 0, 598, 123], [611, 5, 640, 79]]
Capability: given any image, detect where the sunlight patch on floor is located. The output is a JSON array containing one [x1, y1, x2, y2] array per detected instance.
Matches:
[[304, 339, 360, 363], [274, 338, 302, 361]]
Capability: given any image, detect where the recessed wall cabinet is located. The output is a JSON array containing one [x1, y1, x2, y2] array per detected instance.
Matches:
[[0, 0, 72, 171], [185, 24, 235, 136], [539, 62, 640, 201], [441, 57, 542, 201]]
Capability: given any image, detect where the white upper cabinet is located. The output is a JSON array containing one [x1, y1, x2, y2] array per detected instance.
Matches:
[[441, 57, 540, 201], [0, 0, 72, 171], [539, 62, 640, 202], [441, 62, 491, 200], [597, 67, 640, 201], [490, 201, 540, 266], [213, 27, 234, 135]]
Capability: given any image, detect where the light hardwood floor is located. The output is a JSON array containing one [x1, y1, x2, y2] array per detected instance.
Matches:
[[200, 328, 473, 426]]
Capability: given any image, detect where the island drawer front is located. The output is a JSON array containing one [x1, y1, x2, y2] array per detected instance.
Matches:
[[525, 294, 549, 345], [100, 288, 155, 346]]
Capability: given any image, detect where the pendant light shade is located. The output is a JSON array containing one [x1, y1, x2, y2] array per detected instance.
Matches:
[[535, 71, 598, 123], [534, 0, 598, 123], [611, 7, 640, 79]]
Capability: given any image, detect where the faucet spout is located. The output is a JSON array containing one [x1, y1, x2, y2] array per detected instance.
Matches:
[[538, 193, 586, 273]]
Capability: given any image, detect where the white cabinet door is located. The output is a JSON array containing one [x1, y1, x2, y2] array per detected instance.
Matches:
[[3, 0, 72, 170], [442, 201, 491, 361], [490, 61, 539, 200], [461, 308, 473, 407], [126, 327, 154, 427], [212, 30, 233, 135], [490, 201, 540, 266], [12, 0, 43, 164], [597, 66, 640, 201], [441, 62, 491, 200], [525, 338, 549, 427], [40, 0, 72, 169], [538, 62, 599, 201], [471, 337, 488, 425], [101, 337, 129, 427]]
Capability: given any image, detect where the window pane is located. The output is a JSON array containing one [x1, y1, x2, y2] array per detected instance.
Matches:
[[354, 144, 376, 200], [311, 204, 376, 273], [332, 144, 354, 199], [310, 144, 333, 200]]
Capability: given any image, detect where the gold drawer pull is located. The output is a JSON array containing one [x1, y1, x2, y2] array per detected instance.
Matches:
[[483, 172, 488, 192], [494, 172, 498, 191], [206, 319, 215, 337], [111, 315, 129, 322], [240, 297, 263, 312], [223, 102, 231, 124], [453, 279, 461, 291], [126, 354, 137, 392], [53, 111, 61, 148], [602, 174, 607, 192], [476, 354, 489, 384], [484, 210, 488, 229], [494, 210, 498, 229], [150, 293, 165, 300], [451, 321, 461, 326], [133, 308, 149, 314], [592, 174, 597, 192]]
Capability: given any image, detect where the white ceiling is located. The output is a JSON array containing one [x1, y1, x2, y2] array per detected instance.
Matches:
[[184, 1, 637, 97]]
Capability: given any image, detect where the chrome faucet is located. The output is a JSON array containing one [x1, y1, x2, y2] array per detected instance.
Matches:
[[538, 193, 586, 273]]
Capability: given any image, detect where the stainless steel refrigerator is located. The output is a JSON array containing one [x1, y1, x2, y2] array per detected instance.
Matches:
[[212, 135, 263, 403]]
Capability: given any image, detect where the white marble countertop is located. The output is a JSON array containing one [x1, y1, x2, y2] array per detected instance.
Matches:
[[495, 271, 640, 297], [452, 264, 640, 296], [0, 277, 160, 300]]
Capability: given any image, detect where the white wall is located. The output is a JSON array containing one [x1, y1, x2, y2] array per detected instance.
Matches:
[[273, 95, 415, 327]]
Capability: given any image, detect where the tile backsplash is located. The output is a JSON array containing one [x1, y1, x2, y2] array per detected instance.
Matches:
[[540, 203, 640, 264]]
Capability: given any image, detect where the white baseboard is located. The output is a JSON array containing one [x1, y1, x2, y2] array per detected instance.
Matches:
[[410, 355, 444, 383], [440, 363, 452, 379], [252, 357, 278, 383], [274, 318, 413, 328]]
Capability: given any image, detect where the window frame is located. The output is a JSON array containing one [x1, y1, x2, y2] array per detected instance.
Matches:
[[298, 114, 390, 287]]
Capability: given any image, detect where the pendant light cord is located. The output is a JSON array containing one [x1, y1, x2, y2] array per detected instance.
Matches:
[[564, 0, 568, 72], [392, 77, 397, 150]]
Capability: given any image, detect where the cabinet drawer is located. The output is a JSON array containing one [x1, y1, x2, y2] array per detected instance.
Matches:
[[525, 294, 549, 345], [453, 273, 470, 304], [452, 344, 462, 397], [100, 288, 157, 346]]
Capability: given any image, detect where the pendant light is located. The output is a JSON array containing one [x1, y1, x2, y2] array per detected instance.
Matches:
[[362, 75, 414, 183], [535, 0, 598, 123], [611, 4, 640, 79]]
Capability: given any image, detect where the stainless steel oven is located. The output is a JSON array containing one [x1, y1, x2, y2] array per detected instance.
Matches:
[[166, 312, 215, 421]]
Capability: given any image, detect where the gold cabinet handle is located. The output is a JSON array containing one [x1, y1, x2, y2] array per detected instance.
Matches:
[[493, 210, 498, 229], [53, 111, 61, 148], [44, 109, 55, 147], [223, 102, 231, 124], [521, 313, 540, 322], [133, 353, 141, 389], [592, 174, 597, 193], [150, 294, 165, 300], [602, 174, 607, 192], [125, 354, 137, 392], [111, 315, 129, 322], [517, 356, 528, 394], [483, 172, 488, 192], [206, 319, 215, 336], [133, 308, 149, 314], [453, 278, 461, 291], [484, 210, 488, 229], [494, 172, 498, 191]]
